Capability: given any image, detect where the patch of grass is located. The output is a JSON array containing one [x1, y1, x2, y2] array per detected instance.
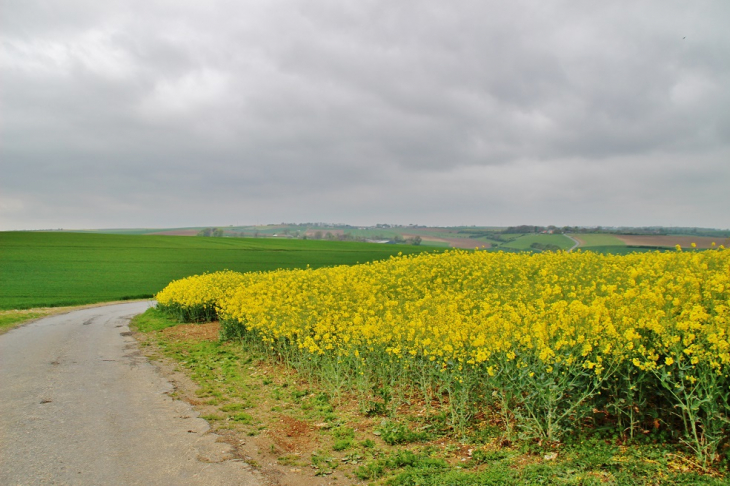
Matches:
[[0, 231, 436, 310], [229, 412, 253, 423], [277, 454, 305, 466], [419, 240, 451, 248], [311, 450, 338, 476], [130, 307, 179, 332], [200, 414, 224, 421], [332, 426, 355, 440], [469, 448, 514, 465], [359, 439, 375, 449], [389, 467, 513, 486], [500, 233, 575, 251], [333, 438, 353, 451], [0, 309, 49, 334], [571, 233, 626, 247], [377, 420, 431, 445], [332, 426, 356, 451], [355, 450, 448, 481], [220, 402, 250, 412], [583, 245, 667, 255], [300, 392, 337, 422]]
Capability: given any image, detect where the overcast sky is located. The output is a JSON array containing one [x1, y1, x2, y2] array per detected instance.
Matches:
[[2, 1, 729, 230]]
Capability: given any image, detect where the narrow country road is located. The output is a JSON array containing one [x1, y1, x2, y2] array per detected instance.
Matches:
[[565, 234, 581, 252], [0, 302, 261, 486]]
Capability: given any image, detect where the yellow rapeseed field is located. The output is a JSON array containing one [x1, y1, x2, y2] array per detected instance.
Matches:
[[156, 246, 729, 464]]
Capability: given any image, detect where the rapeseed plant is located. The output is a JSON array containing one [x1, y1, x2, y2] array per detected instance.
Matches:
[[156, 247, 730, 465]]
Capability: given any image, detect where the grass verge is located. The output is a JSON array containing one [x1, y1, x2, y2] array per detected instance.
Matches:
[[0, 309, 52, 335], [131, 308, 728, 485]]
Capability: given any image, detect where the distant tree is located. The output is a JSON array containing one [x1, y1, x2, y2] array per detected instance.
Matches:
[[407, 236, 422, 246], [504, 225, 544, 234], [314, 231, 323, 240]]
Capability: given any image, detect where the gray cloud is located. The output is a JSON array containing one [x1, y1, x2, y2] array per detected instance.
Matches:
[[1, 0, 729, 230]]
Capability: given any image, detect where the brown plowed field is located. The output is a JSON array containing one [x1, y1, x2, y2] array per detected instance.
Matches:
[[404, 234, 491, 249], [615, 235, 729, 249]]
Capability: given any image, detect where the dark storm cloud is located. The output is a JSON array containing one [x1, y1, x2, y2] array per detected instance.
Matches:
[[1, 0, 729, 229]]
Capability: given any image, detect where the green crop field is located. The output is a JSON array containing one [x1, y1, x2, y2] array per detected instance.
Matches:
[[0, 232, 435, 310], [572, 233, 626, 247], [500, 233, 575, 251], [580, 245, 668, 255]]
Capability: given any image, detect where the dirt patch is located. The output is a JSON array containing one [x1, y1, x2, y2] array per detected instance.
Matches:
[[270, 416, 316, 453], [162, 322, 221, 341], [615, 235, 729, 249]]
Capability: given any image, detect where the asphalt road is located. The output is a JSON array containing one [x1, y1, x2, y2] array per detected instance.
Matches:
[[0, 302, 261, 486]]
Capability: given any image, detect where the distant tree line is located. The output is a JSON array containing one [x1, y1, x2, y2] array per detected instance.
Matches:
[[530, 242, 562, 252], [305, 231, 421, 245], [466, 225, 730, 238], [197, 227, 224, 237]]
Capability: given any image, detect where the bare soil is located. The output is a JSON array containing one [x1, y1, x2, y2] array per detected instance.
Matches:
[[162, 321, 221, 341]]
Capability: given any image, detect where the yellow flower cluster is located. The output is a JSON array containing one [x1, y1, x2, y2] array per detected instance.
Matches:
[[205, 250, 728, 376], [156, 270, 252, 322], [156, 248, 730, 446], [155, 249, 729, 375]]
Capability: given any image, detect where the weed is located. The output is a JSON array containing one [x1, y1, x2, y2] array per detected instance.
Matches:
[[229, 412, 253, 423], [355, 450, 447, 481], [200, 414, 224, 421], [333, 439, 353, 451], [360, 439, 375, 449], [220, 403, 247, 412], [311, 451, 337, 476], [332, 426, 355, 440], [341, 452, 365, 465], [277, 454, 304, 466], [469, 448, 513, 465], [377, 420, 431, 445]]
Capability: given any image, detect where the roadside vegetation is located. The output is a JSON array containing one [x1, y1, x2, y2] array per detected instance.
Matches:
[[0, 309, 52, 334], [148, 247, 730, 484], [133, 318, 728, 484]]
